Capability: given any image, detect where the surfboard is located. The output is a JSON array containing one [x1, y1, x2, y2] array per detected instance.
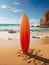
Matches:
[[20, 13, 30, 53]]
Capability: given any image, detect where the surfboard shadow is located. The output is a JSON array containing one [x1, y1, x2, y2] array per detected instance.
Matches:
[[24, 52, 49, 63]]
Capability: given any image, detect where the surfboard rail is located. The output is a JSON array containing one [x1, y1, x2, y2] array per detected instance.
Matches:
[[20, 13, 30, 53]]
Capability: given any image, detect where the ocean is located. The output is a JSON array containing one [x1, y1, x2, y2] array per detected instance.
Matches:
[[31, 27, 49, 32], [0, 24, 20, 39], [0, 24, 49, 40], [0, 24, 20, 31], [0, 24, 49, 32]]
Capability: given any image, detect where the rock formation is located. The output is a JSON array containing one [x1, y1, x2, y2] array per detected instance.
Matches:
[[40, 10, 49, 28], [8, 29, 16, 33]]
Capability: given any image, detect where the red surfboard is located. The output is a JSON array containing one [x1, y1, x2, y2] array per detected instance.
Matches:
[[20, 13, 30, 53]]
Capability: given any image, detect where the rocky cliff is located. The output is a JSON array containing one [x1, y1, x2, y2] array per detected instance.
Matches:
[[40, 10, 49, 28]]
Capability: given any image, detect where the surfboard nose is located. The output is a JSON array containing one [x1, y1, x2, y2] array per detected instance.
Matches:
[[22, 13, 28, 20]]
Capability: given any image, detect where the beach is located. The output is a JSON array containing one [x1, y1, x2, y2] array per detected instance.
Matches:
[[0, 27, 49, 65], [0, 38, 49, 65], [0, 0, 49, 65]]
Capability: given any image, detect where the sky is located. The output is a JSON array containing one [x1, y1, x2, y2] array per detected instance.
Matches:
[[0, 0, 49, 25]]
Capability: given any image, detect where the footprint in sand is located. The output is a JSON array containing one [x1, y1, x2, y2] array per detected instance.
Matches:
[[41, 62, 49, 65], [17, 49, 44, 64]]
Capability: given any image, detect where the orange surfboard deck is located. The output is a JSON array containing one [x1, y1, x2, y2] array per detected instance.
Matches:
[[20, 13, 30, 53]]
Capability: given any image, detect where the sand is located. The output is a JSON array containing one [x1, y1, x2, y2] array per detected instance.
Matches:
[[0, 39, 49, 65]]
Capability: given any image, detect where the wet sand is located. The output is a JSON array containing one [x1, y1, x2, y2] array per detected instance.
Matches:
[[30, 38, 49, 44], [0, 39, 49, 65]]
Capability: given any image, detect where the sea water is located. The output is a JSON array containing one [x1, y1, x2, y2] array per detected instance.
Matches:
[[0, 24, 49, 40], [0, 24, 20, 31], [31, 27, 49, 32], [0, 24, 49, 32], [0, 24, 20, 40]]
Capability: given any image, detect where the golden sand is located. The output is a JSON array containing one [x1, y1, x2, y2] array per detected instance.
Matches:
[[0, 39, 49, 65]]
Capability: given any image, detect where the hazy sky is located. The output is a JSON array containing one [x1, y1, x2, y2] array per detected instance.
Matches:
[[0, 0, 49, 25]]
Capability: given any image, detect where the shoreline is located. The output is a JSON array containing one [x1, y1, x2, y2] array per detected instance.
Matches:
[[0, 38, 49, 49], [0, 31, 49, 40]]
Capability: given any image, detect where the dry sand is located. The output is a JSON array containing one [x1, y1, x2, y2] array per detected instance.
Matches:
[[0, 39, 49, 65]]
